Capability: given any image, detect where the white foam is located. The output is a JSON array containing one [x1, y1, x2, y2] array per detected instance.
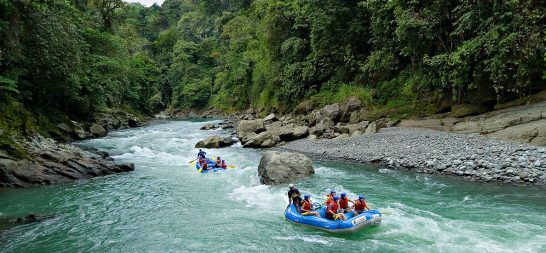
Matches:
[[274, 235, 332, 245]]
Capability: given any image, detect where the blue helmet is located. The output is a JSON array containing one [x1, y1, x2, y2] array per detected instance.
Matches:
[[330, 189, 336, 194], [341, 192, 346, 197], [333, 196, 340, 201], [359, 195, 365, 200], [304, 195, 310, 199], [199, 149, 202, 151]]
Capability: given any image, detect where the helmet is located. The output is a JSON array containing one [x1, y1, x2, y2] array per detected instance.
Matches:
[[359, 195, 365, 199], [222, 160, 225, 162], [333, 196, 340, 201], [288, 184, 294, 188], [304, 195, 310, 199], [341, 192, 346, 197], [199, 149, 202, 151], [330, 189, 336, 194]]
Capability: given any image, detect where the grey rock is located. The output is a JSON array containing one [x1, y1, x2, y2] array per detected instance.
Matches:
[[257, 151, 314, 185], [195, 136, 234, 148], [200, 123, 217, 130], [237, 119, 265, 140], [89, 124, 107, 138], [364, 122, 378, 135]]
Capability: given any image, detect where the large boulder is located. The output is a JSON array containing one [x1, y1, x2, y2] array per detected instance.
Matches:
[[237, 119, 265, 140], [310, 117, 335, 136], [242, 131, 278, 148], [339, 97, 362, 122], [89, 124, 107, 138], [257, 151, 314, 185], [71, 121, 92, 140], [279, 126, 309, 141], [364, 122, 378, 134], [263, 113, 278, 122], [321, 104, 341, 122], [195, 136, 235, 148]]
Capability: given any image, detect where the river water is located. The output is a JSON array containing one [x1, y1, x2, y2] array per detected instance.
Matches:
[[1, 120, 545, 252]]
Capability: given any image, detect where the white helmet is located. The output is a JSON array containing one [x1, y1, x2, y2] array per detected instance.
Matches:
[[289, 184, 294, 188]]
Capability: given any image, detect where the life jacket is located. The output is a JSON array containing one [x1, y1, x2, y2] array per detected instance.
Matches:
[[302, 200, 312, 211], [339, 197, 349, 208], [327, 201, 338, 214], [202, 162, 208, 169], [221, 163, 227, 169], [354, 199, 367, 211]]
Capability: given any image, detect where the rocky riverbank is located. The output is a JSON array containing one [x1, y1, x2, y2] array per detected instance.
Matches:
[[280, 127, 546, 185], [0, 135, 134, 187]]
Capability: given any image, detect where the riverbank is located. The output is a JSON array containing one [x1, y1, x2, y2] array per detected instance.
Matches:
[[281, 127, 546, 185]]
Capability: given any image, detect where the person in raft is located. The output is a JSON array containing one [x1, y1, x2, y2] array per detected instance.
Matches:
[[197, 149, 207, 159], [339, 192, 355, 213], [214, 157, 222, 168], [326, 196, 346, 221], [301, 195, 320, 217], [221, 160, 227, 169], [198, 157, 209, 170], [287, 184, 303, 212], [353, 195, 370, 215], [324, 189, 337, 205]]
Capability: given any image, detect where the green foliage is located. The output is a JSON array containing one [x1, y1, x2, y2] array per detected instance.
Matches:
[[1, 0, 544, 123]]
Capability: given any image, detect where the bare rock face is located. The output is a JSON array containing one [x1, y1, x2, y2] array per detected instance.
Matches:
[[0, 136, 134, 188], [257, 151, 314, 185]]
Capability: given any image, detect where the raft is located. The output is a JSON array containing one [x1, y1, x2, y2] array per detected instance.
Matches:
[[195, 159, 227, 173], [284, 204, 382, 233]]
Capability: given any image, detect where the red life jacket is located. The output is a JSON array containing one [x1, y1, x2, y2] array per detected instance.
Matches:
[[327, 201, 338, 214], [302, 200, 312, 211], [339, 197, 349, 208], [221, 163, 227, 169], [202, 163, 208, 169], [355, 199, 367, 211]]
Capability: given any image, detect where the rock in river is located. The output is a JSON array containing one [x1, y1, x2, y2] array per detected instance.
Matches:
[[195, 136, 235, 148], [257, 151, 314, 185]]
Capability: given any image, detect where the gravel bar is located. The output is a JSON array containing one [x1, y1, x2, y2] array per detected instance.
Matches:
[[281, 127, 546, 185]]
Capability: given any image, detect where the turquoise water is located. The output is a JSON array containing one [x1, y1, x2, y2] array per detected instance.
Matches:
[[1, 120, 545, 252]]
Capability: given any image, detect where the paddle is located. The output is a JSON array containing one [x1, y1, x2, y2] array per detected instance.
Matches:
[[188, 158, 198, 164]]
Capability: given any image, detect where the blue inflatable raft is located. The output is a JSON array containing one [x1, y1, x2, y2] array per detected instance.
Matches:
[[285, 204, 382, 233], [195, 159, 226, 173]]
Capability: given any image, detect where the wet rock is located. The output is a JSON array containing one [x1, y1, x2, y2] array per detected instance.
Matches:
[[89, 124, 107, 138], [128, 119, 139, 128], [200, 123, 217, 130], [195, 136, 235, 148], [257, 151, 314, 185], [0, 136, 134, 188]]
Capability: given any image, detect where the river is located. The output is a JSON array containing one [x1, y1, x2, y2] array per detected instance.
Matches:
[[1, 120, 545, 252]]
